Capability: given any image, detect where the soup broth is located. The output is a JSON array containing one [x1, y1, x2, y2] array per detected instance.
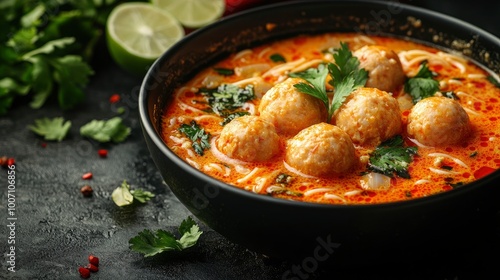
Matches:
[[161, 33, 500, 205]]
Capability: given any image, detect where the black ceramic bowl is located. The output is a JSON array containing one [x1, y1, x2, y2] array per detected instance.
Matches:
[[139, 0, 500, 260]]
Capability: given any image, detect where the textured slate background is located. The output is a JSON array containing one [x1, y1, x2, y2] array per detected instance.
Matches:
[[1, 1, 500, 279]]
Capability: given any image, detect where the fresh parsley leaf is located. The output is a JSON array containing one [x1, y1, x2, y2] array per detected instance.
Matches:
[[200, 83, 254, 115], [28, 117, 71, 141], [179, 121, 211, 156], [404, 61, 440, 103], [270, 53, 286, 63], [130, 189, 155, 203], [112, 180, 155, 206], [220, 111, 249, 126], [111, 180, 134, 207], [290, 42, 367, 122], [289, 64, 329, 108], [80, 117, 131, 143], [367, 135, 418, 178], [129, 216, 203, 257], [213, 67, 234, 76]]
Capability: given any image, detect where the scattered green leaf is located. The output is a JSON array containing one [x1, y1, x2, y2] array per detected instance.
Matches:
[[112, 180, 155, 207], [80, 117, 130, 143], [179, 121, 211, 156], [404, 61, 440, 103], [213, 67, 234, 76], [129, 216, 203, 257], [270, 53, 286, 63], [200, 84, 254, 115], [367, 135, 418, 178], [28, 117, 71, 141], [220, 111, 249, 126]]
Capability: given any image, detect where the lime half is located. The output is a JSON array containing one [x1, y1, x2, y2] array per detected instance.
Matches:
[[106, 2, 185, 76], [151, 0, 225, 29]]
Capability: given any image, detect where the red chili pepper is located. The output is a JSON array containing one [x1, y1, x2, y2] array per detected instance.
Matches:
[[97, 149, 108, 158], [109, 94, 121, 104], [87, 263, 99, 272], [82, 172, 93, 180], [88, 255, 99, 266], [78, 266, 90, 278], [7, 157, 15, 166]]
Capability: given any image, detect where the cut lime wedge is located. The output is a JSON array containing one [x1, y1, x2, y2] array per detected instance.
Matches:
[[106, 3, 185, 76], [151, 0, 225, 29]]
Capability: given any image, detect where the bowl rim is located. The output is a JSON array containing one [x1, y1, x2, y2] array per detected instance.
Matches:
[[139, 0, 500, 210]]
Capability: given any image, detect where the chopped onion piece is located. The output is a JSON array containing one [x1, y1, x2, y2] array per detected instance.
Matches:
[[360, 172, 391, 191], [304, 187, 337, 196]]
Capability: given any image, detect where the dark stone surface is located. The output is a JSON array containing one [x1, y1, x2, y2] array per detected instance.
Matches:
[[1, 1, 500, 279]]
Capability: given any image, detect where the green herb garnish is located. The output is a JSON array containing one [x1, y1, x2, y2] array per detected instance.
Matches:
[[213, 67, 234, 76], [28, 117, 71, 141], [129, 216, 203, 257], [220, 111, 249, 126], [404, 61, 440, 103], [367, 135, 418, 179], [270, 53, 286, 63], [200, 84, 254, 115], [290, 42, 368, 122], [80, 117, 131, 143], [179, 121, 211, 156], [0, 0, 124, 114], [111, 180, 155, 207]]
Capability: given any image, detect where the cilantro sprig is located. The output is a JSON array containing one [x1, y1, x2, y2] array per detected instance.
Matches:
[[80, 117, 131, 143], [129, 216, 203, 257], [367, 135, 418, 179], [28, 117, 71, 141], [290, 42, 368, 122], [404, 61, 440, 103], [111, 180, 155, 207], [179, 121, 211, 156]]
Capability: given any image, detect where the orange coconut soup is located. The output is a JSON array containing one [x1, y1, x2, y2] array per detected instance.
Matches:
[[161, 33, 500, 205]]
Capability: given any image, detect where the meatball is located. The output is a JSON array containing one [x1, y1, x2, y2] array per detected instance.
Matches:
[[259, 77, 326, 136], [353, 45, 406, 93], [285, 123, 356, 177], [407, 97, 470, 146], [334, 87, 402, 147], [216, 115, 280, 162]]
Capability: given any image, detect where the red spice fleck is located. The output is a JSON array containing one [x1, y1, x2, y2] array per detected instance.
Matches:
[[82, 172, 93, 180], [78, 267, 90, 278], [98, 149, 108, 158], [7, 157, 15, 166], [87, 263, 99, 272], [81, 185, 93, 197], [109, 94, 121, 104], [41, 142, 47, 148], [88, 255, 99, 266], [0, 156, 8, 167]]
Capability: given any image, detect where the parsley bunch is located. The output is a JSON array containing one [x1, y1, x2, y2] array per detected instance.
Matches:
[[290, 42, 368, 122], [0, 0, 126, 115]]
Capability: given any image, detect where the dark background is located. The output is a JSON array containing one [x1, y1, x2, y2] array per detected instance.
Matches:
[[1, 0, 499, 279]]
